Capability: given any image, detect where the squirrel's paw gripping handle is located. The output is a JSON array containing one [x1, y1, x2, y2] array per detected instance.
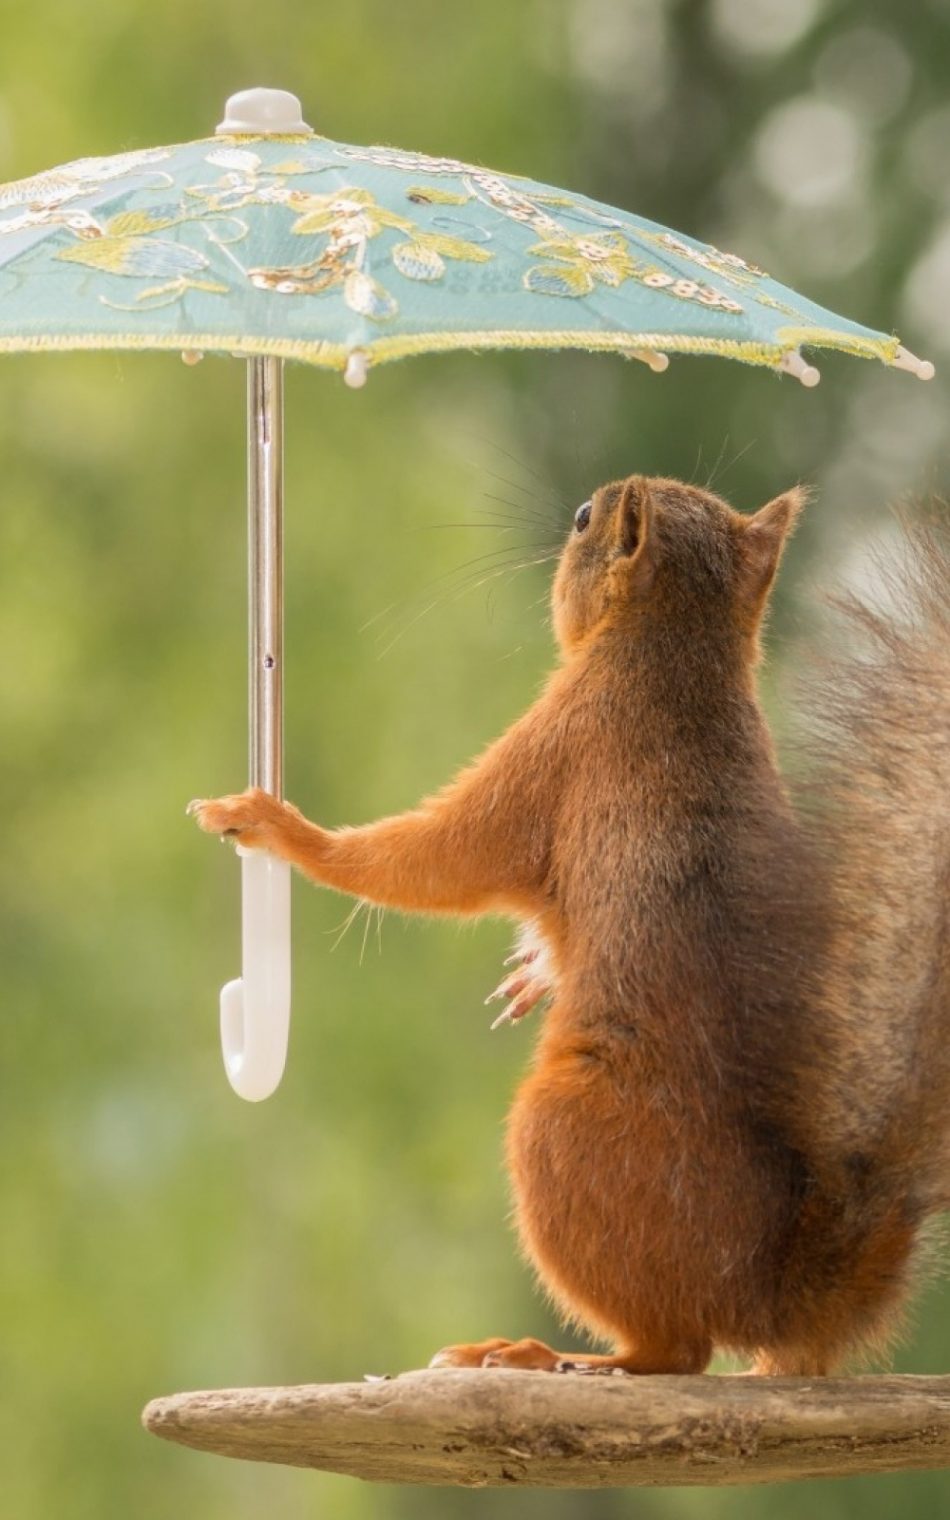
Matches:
[[220, 847, 291, 1102]]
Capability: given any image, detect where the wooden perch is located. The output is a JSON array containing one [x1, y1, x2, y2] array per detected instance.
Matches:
[[143, 1369, 950, 1487]]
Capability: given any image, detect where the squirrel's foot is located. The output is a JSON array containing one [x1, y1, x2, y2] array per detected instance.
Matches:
[[430, 1337, 712, 1375], [428, 1337, 625, 1373], [428, 1338, 514, 1369], [187, 787, 303, 853], [429, 1337, 560, 1371], [485, 955, 551, 1031], [553, 1343, 712, 1375]]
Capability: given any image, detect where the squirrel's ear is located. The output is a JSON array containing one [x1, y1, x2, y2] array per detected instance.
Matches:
[[616, 476, 655, 562], [738, 487, 806, 605]]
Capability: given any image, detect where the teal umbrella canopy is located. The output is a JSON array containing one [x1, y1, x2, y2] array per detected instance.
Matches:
[[0, 89, 933, 386]]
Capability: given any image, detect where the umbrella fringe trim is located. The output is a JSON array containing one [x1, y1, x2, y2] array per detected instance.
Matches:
[[0, 326, 900, 369]]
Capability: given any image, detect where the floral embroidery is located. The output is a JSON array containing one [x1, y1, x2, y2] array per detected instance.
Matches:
[[246, 185, 491, 318], [653, 232, 767, 283], [0, 133, 901, 372], [349, 150, 746, 312], [338, 145, 510, 179], [57, 233, 227, 309], [522, 230, 744, 311], [0, 148, 171, 212], [0, 205, 104, 238], [179, 147, 321, 214], [406, 185, 471, 206], [0, 135, 755, 321], [637, 230, 808, 317]]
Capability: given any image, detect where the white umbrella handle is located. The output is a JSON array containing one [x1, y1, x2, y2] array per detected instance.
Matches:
[[220, 355, 291, 1101], [220, 847, 291, 1100]]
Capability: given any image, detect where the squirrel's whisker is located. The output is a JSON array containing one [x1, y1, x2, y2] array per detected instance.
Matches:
[[480, 491, 565, 532], [461, 434, 573, 512], [376, 547, 559, 657], [704, 434, 731, 492], [361, 540, 551, 637], [710, 438, 756, 488], [383, 539, 557, 610], [481, 551, 562, 619], [327, 897, 369, 952], [358, 898, 373, 966], [409, 521, 538, 534]]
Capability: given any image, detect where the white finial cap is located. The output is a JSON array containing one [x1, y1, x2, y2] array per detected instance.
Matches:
[[779, 350, 821, 388], [344, 350, 369, 388], [892, 344, 936, 381], [622, 347, 669, 373], [216, 88, 312, 136]]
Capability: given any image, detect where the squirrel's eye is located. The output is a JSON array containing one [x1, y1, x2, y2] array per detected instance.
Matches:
[[574, 500, 592, 533]]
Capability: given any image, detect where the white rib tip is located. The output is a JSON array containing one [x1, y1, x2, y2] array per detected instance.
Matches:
[[180, 349, 204, 366], [892, 345, 935, 381], [779, 351, 821, 388], [217, 87, 312, 137], [344, 350, 369, 389], [625, 348, 669, 373]]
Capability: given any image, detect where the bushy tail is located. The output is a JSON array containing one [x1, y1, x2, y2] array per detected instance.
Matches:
[[794, 510, 950, 1215]]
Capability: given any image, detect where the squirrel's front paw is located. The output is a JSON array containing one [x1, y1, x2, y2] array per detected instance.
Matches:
[[485, 947, 552, 1031], [187, 788, 296, 852]]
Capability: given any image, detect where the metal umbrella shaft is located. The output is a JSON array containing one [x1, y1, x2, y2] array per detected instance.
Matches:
[[248, 356, 284, 797], [217, 357, 292, 1102]]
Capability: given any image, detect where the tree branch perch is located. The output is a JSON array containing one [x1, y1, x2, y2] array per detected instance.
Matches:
[[143, 1369, 950, 1487]]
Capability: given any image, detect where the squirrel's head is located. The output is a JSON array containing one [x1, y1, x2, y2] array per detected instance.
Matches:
[[551, 474, 805, 661]]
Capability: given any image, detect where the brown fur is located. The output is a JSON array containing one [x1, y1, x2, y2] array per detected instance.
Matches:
[[191, 475, 950, 1376]]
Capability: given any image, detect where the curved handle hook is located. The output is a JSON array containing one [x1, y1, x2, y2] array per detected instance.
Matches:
[[220, 846, 291, 1101]]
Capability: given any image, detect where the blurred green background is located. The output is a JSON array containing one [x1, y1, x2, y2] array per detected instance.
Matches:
[[2, 2, 950, 1516]]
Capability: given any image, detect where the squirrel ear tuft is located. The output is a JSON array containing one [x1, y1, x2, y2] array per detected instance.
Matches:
[[617, 476, 655, 560], [739, 486, 807, 603]]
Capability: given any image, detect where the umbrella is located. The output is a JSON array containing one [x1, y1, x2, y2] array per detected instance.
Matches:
[[0, 86, 934, 1101]]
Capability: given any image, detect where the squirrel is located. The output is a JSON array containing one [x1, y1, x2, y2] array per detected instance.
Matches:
[[189, 472, 950, 1377]]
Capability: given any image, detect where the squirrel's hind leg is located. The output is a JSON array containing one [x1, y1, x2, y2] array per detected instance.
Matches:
[[550, 1340, 713, 1375], [429, 1336, 712, 1374]]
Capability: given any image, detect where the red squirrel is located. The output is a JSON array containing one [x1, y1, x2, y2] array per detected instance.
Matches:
[[189, 473, 950, 1376]]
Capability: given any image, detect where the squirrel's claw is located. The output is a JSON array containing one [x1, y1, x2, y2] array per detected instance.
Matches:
[[187, 787, 291, 849], [503, 945, 539, 968], [487, 944, 552, 1030], [489, 978, 548, 1031], [555, 1359, 631, 1376], [485, 970, 531, 1005]]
